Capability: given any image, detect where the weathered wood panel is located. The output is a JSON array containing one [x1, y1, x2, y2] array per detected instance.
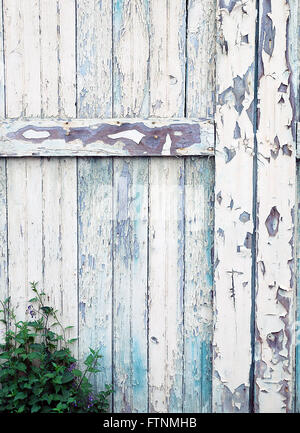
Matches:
[[183, 0, 215, 413], [186, 0, 215, 119], [148, 0, 186, 413], [41, 0, 78, 350], [0, 118, 214, 157], [0, 0, 8, 339], [77, 0, 112, 118], [4, 1, 78, 345], [183, 157, 214, 413], [112, 0, 149, 413], [296, 160, 300, 412], [213, 0, 256, 412], [295, 0, 300, 412], [4, 0, 43, 321], [76, 0, 113, 399], [0, 0, 4, 118], [255, 0, 296, 413], [2, 0, 299, 415]]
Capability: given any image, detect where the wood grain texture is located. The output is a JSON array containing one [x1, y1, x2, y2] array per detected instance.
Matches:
[[296, 160, 300, 413], [4, 0, 43, 321], [183, 157, 214, 413], [213, 0, 256, 412], [294, 0, 300, 414], [0, 118, 214, 157], [112, 158, 148, 413], [148, 0, 186, 413], [0, 0, 4, 118], [112, 0, 149, 413], [77, 0, 112, 117], [183, 0, 215, 413], [255, 0, 296, 413], [3, 0, 78, 345], [295, 123, 300, 158], [40, 0, 78, 349], [186, 0, 215, 119], [77, 158, 113, 394], [0, 0, 8, 341], [76, 0, 113, 404]]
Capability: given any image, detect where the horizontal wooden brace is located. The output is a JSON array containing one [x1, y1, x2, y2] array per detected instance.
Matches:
[[0, 118, 214, 157]]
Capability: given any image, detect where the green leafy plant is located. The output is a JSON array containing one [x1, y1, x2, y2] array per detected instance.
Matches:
[[0, 282, 112, 413]]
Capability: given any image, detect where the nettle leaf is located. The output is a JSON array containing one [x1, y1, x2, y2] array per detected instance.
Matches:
[[41, 306, 53, 315], [31, 404, 41, 413], [84, 354, 94, 366], [87, 367, 100, 374], [29, 343, 45, 351], [61, 373, 74, 384], [67, 338, 78, 344], [16, 362, 27, 373], [50, 322, 59, 328], [17, 405, 26, 413], [54, 350, 67, 360], [0, 352, 10, 360], [0, 284, 112, 413], [27, 352, 42, 361], [14, 392, 27, 401]]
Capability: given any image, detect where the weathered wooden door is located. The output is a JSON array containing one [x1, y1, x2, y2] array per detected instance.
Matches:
[[0, 0, 299, 414]]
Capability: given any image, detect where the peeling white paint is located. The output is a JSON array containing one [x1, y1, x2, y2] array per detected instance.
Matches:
[[213, 0, 256, 413], [255, 0, 296, 413], [108, 129, 145, 144]]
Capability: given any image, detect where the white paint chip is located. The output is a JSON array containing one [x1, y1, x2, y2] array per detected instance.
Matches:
[[161, 134, 172, 155], [22, 129, 50, 140], [108, 130, 145, 144]]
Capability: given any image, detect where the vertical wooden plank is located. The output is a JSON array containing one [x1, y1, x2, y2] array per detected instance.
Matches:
[[294, 0, 300, 414], [77, 158, 113, 391], [183, 157, 214, 413], [76, 0, 113, 396], [112, 0, 149, 413], [213, 0, 256, 412], [289, 0, 299, 416], [57, 0, 76, 117], [255, 0, 296, 413], [186, 0, 215, 119], [112, 158, 148, 413], [40, 0, 59, 117], [40, 0, 77, 347], [4, 0, 78, 334], [4, 0, 43, 320], [0, 0, 4, 117], [77, 0, 112, 117], [3, 0, 23, 117], [296, 160, 300, 412], [183, 0, 215, 413], [0, 0, 8, 334], [0, 158, 7, 337], [148, 0, 186, 413]]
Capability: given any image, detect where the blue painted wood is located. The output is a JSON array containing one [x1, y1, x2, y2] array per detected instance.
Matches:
[[77, 157, 113, 394], [182, 0, 215, 413], [183, 157, 214, 413], [112, 0, 149, 413], [112, 158, 148, 413], [76, 0, 113, 403]]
